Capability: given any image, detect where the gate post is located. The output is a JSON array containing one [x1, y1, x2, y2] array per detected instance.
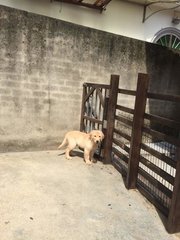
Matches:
[[166, 147, 180, 233], [80, 84, 86, 132], [126, 73, 149, 189], [103, 74, 119, 164]]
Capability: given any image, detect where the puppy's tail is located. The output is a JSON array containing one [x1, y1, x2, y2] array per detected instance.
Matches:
[[58, 137, 67, 149]]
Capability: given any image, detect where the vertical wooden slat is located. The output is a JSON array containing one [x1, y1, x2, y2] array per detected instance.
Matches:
[[126, 73, 149, 189], [80, 84, 86, 132], [103, 74, 119, 164], [166, 147, 180, 233]]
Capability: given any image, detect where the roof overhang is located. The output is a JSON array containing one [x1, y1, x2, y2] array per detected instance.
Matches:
[[52, 0, 113, 12], [51, 0, 180, 22]]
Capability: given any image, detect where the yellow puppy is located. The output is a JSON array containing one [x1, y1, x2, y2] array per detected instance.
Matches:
[[58, 130, 104, 164]]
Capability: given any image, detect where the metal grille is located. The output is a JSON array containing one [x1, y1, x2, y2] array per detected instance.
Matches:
[[137, 110, 178, 214], [112, 92, 135, 175]]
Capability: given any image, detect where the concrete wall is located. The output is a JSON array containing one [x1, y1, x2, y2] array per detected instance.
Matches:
[[0, 5, 180, 151], [0, 0, 179, 42]]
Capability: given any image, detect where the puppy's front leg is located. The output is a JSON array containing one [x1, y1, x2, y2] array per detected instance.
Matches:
[[84, 149, 92, 165], [90, 150, 97, 163]]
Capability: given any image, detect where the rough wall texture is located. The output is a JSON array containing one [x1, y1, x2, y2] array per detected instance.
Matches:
[[0, 5, 179, 151]]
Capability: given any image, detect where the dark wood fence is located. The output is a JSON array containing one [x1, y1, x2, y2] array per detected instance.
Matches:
[[80, 74, 180, 233]]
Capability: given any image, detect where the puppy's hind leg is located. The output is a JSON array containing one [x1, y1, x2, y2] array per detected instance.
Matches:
[[65, 141, 76, 160]]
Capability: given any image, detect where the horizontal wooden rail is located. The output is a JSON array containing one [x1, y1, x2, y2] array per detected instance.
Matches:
[[118, 89, 136, 96], [83, 82, 110, 89], [147, 92, 180, 102], [138, 167, 173, 199], [144, 113, 180, 130], [115, 115, 133, 126], [140, 156, 175, 185], [113, 138, 130, 154], [113, 128, 131, 141], [118, 89, 180, 102], [141, 143, 176, 168], [118, 90, 180, 102], [143, 126, 180, 147], [112, 147, 129, 164], [116, 105, 135, 114]]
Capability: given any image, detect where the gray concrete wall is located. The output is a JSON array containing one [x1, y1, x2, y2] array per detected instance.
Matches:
[[0, 5, 180, 151]]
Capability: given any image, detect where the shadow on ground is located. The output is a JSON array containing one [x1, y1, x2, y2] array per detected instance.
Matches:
[[0, 150, 179, 240]]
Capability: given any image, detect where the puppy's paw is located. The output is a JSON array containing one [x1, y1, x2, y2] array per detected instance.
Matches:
[[66, 156, 72, 160], [91, 158, 97, 163], [85, 160, 92, 165]]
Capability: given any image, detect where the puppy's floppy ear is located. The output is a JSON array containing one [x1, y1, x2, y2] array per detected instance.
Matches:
[[101, 132, 104, 141], [89, 131, 93, 140]]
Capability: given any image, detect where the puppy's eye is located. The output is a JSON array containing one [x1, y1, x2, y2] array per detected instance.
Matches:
[[94, 135, 96, 137]]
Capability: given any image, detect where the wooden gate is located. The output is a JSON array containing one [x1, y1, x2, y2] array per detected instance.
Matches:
[[80, 75, 119, 159], [80, 82, 109, 133], [80, 73, 180, 234]]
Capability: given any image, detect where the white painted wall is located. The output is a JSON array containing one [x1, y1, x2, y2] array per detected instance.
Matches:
[[144, 5, 180, 42], [0, 0, 179, 42]]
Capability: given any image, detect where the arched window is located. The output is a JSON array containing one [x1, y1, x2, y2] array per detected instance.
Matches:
[[153, 27, 180, 50]]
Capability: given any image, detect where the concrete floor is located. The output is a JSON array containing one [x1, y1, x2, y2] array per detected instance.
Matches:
[[0, 150, 179, 240]]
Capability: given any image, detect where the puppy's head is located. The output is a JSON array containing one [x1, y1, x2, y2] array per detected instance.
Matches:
[[89, 130, 104, 145]]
